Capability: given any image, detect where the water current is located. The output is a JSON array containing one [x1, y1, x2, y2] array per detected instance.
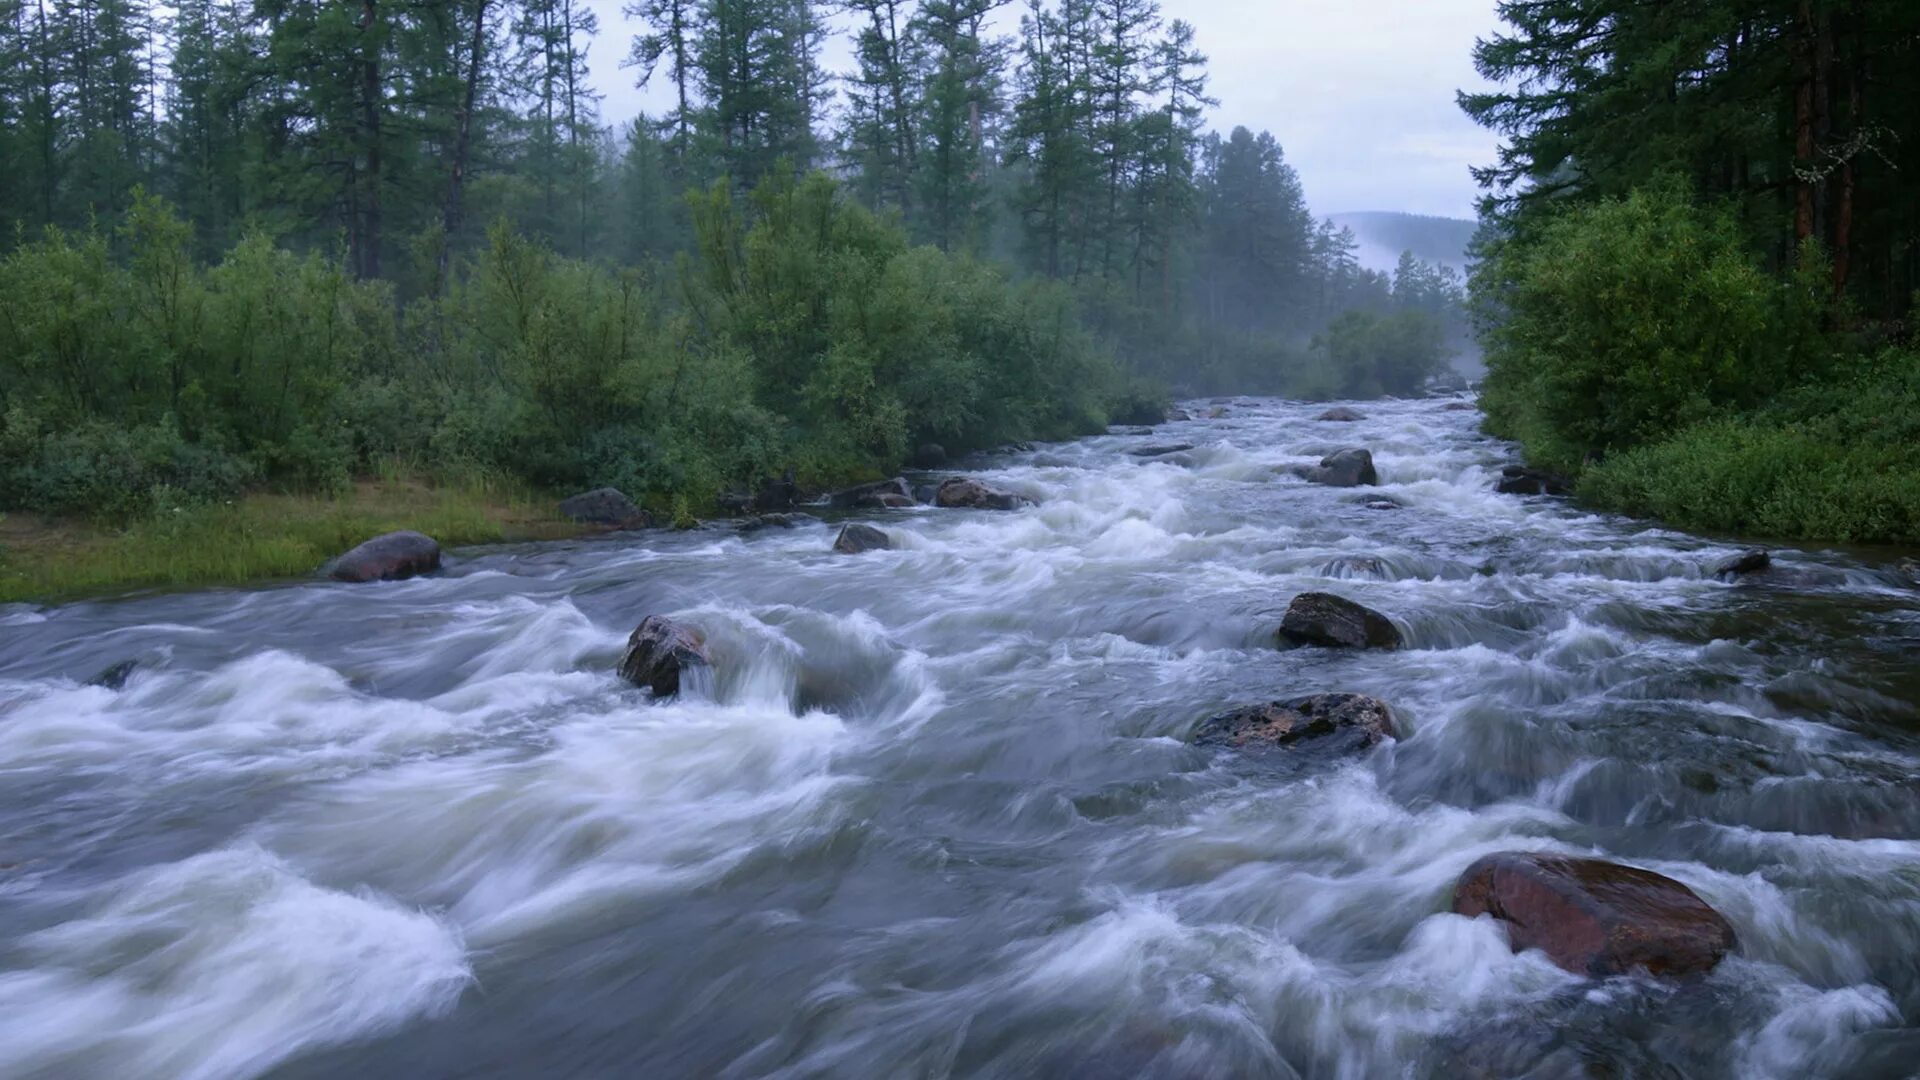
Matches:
[[2, 396, 1916, 1078]]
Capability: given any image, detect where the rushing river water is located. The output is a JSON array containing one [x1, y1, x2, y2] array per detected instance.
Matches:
[[2, 397, 1918, 1079]]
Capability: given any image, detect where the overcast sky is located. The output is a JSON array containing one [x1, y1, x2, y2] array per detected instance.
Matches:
[[578, 0, 1505, 220]]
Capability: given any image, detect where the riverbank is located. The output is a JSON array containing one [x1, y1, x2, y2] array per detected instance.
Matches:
[[0, 479, 582, 605]]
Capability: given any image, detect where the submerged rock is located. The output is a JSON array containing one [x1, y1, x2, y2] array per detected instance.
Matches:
[[1317, 406, 1367, 422], [1206, 406, 1229, 419], [618, 615, 710, 697], [1495, 465, 1571, 496], [1443, 400, 1478, 412], [1451, 852, 1737, 978], [832, 523, 892, 554], [1130, 442, 1194, 458], [1167, 408, 1192, 421], [1302, 447, 1379, 487], [934, 477, 1027, 510], [1360, 497, 1403, 511], [1711, 549, 1770, 578], [558, 487, 652, 529], [89, 660, 139, 690], [827, 477, 915, 509], [1277, 591, 1402, 649], [1322, 555, 1386, 578], [1193, 692, 1396, 755], [324, 531, 441, 583]]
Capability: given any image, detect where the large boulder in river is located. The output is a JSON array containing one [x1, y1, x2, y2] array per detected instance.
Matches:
[[325, 531, 441, 583], [832, 523, 891, 554], [1303, 448, 1378, 487], [1452, 852, 1737, 978], [1495, 465, 1571, 496], [1711, 549, 1769, 578], [558, 487, 652, 529], [1193, 692, 1396, 756], [1317, 406, 1367, 422], [934, 477, 1027, 510], [828, 477, 915, 509], [1277, 591, 1402, 649], [618, 615, 711, 697]]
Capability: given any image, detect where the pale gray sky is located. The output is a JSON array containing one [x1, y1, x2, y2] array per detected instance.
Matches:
[[579, 0, 1504, 220]]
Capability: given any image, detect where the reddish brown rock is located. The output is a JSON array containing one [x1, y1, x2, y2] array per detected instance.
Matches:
[[934, 477, 1027, 510], [1277, 591, 1402, 649], [1451, 852, 1737, 978], [324, 531, 441, 583], [618, 615, 711, 697]]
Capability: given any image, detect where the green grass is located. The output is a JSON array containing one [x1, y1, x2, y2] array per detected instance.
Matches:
[[0, 478, 581, 604]]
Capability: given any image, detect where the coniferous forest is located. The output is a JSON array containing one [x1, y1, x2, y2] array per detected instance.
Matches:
[[0, 0, 1463, 536]]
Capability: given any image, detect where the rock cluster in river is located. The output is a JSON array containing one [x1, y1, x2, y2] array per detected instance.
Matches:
[[1317, 406, 1366, 422], [1300, 447, 1378, 487], [934, 477, 1027, 510], [325, 530, 441, 583], [1277, 591, 1402, 649], [618, 615, 710, 697], [1452, 852, 1737, 978], [830, 478, 916, 509], [1495, 465, 1570, 496], [833, 523, 892, 554], [1193, 693, 1396, 755]]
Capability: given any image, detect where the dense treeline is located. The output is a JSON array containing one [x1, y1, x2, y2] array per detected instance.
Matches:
[[0, 0, 1464, 525], [1466, 0, 1920, 542]]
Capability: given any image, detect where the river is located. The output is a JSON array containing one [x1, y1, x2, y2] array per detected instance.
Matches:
[[2, 397, 1916, 1079]]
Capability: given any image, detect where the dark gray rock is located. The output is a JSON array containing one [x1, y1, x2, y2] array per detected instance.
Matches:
[[89, 660, 139, 690], [1495, 465, 1571, 496], [1277, 591, 1402, 649], [558, 487, 652, 529], [756, 471, 799, 510], [740, 512, 815, 532], [827, 477, 914, 509], [832, 523, 892, 554], [1193, 692, 1396, 755], [1129, 443, 1194, 458], [1712, 549, 1770, 578], [324, 531, 441, 583], [1304, 447, 1378, 487], [934, 477, 1027, 510], [618, 615, 710, 697], [1317, 406, 1367, 422], [1443, 400, 1477, 412]]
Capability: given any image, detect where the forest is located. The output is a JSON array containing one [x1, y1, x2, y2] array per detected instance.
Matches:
[[1466, 0, 1920, 542], [0, 0, 1464, 536]]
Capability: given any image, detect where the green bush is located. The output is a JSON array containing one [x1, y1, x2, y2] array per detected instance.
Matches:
[[1473, 179, 1833, 473]]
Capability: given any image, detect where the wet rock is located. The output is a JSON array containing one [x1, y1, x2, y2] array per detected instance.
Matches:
[[89, 660, 139, 690], [1129, 442, 1194, 458], [1711, 549, 1770, 578], [1495, 465, 1571, 496], [1360, 498, 1403, 511], [1322, 555, 1386, 578], [1119, 426, 1156, 436], [1167, 408, 1192, 421], [827, 477, 914, 509], [1303, 447, 1379, 487], [1277, 591, 1402, 649], [756, 470, 799, 511], [1317, 406, 1367, 422], [1206, 406, 1229, 419], [934, 477, 1027, 510], [740, 512, 815, 532], [999, 441, 1036, 453], [324, 531, 441, 583], [832, 523, 892, 554], [910, 444, 948, 469], [1193, 692, 1397, 755], [558, 487, 652, 529], [717, 490, 755, 514], [618, 615, 711, 697], [1443, 400, 1477, 412], [1451, 852, 1737, 978]]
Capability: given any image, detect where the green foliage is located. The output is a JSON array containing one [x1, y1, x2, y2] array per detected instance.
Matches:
[[1475, 182, 1833, 474], [1314, 309, 1449, 399]]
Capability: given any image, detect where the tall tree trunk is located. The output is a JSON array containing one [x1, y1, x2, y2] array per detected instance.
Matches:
[[357, 0, 384, 280], [1792, 0, 1815, 246], [440, 0, 490, 290]]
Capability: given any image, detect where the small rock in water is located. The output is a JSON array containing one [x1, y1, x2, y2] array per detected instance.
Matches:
[[832, 523, 891, 554], [1206, 406, 1229, 419], [1192, 692, 1396, 755], [618, 615, 711, 698], [934, 477, 1027, 510], [1321, 555, 1386, 578], [1360, 498, 1402, 511], [1317, 406, 1367, 422], [558, 487, 652, 529], [1129, 442, 1194, 458], [1303, 447, 1378, 487], [1495, 465, 1570, 496], [1711, 549, 1770, 578], [740, 512, 815, 531], [324, 530, 441, 583], [1167, 408, 1192, 421], [89, 660, 139, 690], [1451, 852, 1737, 978], [1277, 591, 1401, 649], [827, 477, 915, 509]]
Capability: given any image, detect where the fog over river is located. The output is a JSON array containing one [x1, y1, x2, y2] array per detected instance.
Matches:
[[2, 397, 1916, 1078]]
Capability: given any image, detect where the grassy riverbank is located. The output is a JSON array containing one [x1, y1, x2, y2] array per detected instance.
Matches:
[[0, 479, 580, 605]]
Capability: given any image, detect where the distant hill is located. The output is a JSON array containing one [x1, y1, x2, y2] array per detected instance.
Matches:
[[1326, 211, 1477, 277]]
